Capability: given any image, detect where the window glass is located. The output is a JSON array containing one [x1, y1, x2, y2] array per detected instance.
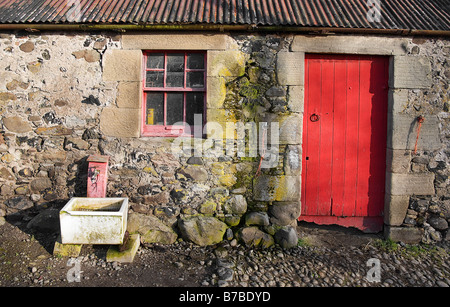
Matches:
[[166, 72, 184, 87], [166, 54, 185, 87], [166, 93, 184, 125], [147, 53, 164, 69], [185, 92, 204, 126], [146, 71, 164, 87], [146, 92, 164, 125], [167, 54, 184, 72], [186, 71, 204, 88], [143, 51, 206, 136], [187, 53, 204, 69]]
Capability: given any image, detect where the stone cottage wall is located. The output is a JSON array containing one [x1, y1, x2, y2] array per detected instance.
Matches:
[[0, 30, 448, 247]]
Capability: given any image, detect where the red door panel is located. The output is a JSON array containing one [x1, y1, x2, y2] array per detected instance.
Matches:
[[300, 54, 389, 233]]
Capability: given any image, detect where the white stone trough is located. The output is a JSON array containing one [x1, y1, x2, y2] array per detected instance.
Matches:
[[59, 197, 128, 245]]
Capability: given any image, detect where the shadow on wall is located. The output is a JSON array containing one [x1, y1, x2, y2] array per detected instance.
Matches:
[[2, 156, 90, 254]]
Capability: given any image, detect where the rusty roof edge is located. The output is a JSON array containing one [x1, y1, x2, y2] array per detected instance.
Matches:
[[0, 22, 449, 37]]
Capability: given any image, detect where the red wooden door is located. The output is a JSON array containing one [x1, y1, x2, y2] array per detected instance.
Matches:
[[299, 54, 389, 233]]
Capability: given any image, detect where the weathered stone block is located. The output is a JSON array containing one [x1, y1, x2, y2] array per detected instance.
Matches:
[[384, 194, 410, 226], [2, 116, 32, 133], [387, 114, 441, 151], [207, 77, 227, 109], [287, 86, 304, 113], [263, 113, 302, 145], [253, 175, 301, 202], [103, 49, 142, 82], [269, 202, 301, 226], [72, 49, 100, 63], [0, 92, 17, 103], [206, 108, 239, 124], [178, 216, 227, 246], [390, 56, 432, 89], [274, 226, 298, 249], [204, 110, 241, 140], [0, 167, 14, 180], [19, 41, 35, 53], [35, 125, 72, 136], [99, 107, 140, 137], [35, 150, 67, 163], [223, 194, 247, 216], [384, 226, 423, 244], [388, 89, 409, 114], [30, 178, 52, 192], [292, 36, 409, 55], [277, 51, 304, 86], [127, 212, 177, 245], [199, 200, 217, 215], [122, 33, 229, 50], [178, 165, 208, 182], [245, 211, 270, 226], [6, 196, 33, 210], [207, 50, 247, 78], [386, 148, 411, 174], [53, 236, 82, 257], [284, 145, 301, 175], [218, 174, 237, 187], [386, 172, 435, 196], [106, 233, 140, 263], [117, 81, 141, 109], [238, 226, 274, 248]]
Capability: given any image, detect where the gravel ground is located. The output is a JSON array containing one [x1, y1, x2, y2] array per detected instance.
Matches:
[[0, 219, 449, 287]]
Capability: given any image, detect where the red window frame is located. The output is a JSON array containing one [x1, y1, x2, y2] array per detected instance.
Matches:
[[141, 50, 207, 137]]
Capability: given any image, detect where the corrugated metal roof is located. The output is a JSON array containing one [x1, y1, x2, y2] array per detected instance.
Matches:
[[0, 0, 449, 31]]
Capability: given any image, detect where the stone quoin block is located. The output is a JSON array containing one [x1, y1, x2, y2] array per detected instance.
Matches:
[[384, 194, 410, 226], [207, 50, 247, 78], [283, 145, 302, 176], [263, 113, 303, 145], [386, 172, 435, 196], [116, 81, 141, 109], [384, 226, 423, 244], [386, 148, 411, 174], [102, 49, 142, 82], [388, 89, 409, 114], [100, 107, 140, 137], [387, 114, 441, 151], [389, 56, 432, 89], [287, 85, 304, 113], [276, 51, 304, 86], [253, 175, 301, 202], [206, 77, 227, 109]]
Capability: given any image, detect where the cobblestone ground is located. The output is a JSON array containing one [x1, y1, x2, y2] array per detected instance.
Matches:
[[214, 240, 450, 287], [0, 221, 449, 287]]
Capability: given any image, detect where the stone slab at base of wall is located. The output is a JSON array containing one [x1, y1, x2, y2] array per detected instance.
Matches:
[[384, 226, 424, 244]]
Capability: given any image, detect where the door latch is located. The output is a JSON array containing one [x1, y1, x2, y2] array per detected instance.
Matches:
[[310, 114, 320, 122]]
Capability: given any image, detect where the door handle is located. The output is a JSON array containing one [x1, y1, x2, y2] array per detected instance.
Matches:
[[310, 114, 320, 122]]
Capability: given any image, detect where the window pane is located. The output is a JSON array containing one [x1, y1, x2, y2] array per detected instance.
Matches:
[[166, 72, 184, 87], [146, 71, 164, 87], [146, 92, 164, 125], [187, 53, 204, 69], [166, 93, 184, 125], [167, 54, 184, 72], [186, 71, 204, 88], [147, 53, 164, 69], [186, 92, 204, 127]]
